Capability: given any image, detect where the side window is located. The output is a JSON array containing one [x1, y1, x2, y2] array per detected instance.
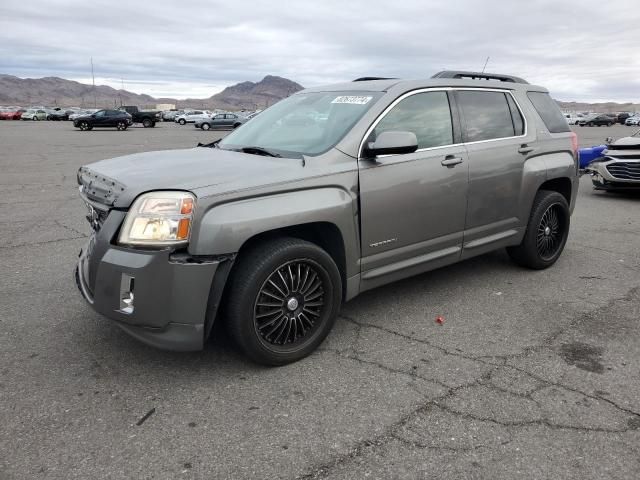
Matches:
[[214, 114, 224, 119], [457, 91, 515, 142], [372, 91, 453, 150], [526, 91, 571, 133], [506, 94, 525, 136], [95, 110, 106, 117]]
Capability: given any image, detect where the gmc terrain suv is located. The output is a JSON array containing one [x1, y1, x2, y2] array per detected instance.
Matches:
[[75, 71, 578, 365]]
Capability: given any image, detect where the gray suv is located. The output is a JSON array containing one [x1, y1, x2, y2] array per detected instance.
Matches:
[[75, 71, 578, 365]]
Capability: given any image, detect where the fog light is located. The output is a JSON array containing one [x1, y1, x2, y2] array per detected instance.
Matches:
[[119, 274, 135, 314]]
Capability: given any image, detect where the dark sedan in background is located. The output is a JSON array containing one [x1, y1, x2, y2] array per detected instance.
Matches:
[[578, 114, 615, 127], [73, 109, 132, 131]]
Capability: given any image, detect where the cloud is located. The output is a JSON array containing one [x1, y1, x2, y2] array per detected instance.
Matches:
[[1, 0, 638, 101]]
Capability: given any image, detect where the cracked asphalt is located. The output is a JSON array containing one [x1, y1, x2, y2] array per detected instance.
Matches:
[[1, 121, 639, 479]]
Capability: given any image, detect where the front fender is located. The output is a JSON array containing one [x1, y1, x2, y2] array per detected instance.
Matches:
[[189, 188, 359, 276]]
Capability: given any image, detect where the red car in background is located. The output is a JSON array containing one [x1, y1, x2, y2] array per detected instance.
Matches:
[[0, 108, 24, 120]]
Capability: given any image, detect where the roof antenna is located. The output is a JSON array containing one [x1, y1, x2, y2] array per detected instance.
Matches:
[[481, 56, 490, 73]]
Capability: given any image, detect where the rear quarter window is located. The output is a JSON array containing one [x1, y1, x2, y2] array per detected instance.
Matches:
[[526, 91, 571, 133]]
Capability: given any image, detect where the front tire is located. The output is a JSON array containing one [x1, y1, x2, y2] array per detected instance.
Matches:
[[224, 237, 342, 366], [79, 121, 89, 131], [32, 116, 38, 121], [116, 121, 127, 131], [201, 123, 210, 130], [233, 122, 242, 129], [507, 190, 570, 269], [179, 119, 186, 125]]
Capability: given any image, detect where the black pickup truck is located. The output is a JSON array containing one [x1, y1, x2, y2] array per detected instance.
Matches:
[[118, 106, 161, 127]]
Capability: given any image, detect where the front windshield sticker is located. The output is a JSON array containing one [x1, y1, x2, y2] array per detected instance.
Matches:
[[331, 95, 373, 105]]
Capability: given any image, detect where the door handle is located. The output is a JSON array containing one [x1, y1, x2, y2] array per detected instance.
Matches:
[[441, 156, 464, 167], [518, 145, 535, 154]]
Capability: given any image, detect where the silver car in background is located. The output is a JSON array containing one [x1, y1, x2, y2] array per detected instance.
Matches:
[[195, 113, 247, 130]]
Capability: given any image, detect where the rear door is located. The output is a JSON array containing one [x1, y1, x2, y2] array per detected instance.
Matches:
[[225, 114, 238, 127], [103, 110, 118, 126], [454, 89, 533, 258], [358, 89, 469, 289]]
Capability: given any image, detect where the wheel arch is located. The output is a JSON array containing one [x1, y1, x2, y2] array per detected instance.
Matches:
[[237, 222, 347, 297], [538, 177, 572, 204]]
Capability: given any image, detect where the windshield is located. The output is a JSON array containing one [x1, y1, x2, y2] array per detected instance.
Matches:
[[219, 91, 382, 157]]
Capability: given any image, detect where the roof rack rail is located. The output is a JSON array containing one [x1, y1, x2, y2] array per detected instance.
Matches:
[[352, 77, 397, 82], [431, 70, 529, 84]]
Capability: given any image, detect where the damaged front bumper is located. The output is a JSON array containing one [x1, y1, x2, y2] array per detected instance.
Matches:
[[74, 209, 233, 351]]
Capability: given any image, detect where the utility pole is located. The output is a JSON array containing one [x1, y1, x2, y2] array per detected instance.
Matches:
[[91, 56, 96, 108]]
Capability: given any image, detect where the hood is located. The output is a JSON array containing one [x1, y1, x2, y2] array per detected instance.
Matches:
[[604, 135, 640, 159], [78, 147, 299, 208]]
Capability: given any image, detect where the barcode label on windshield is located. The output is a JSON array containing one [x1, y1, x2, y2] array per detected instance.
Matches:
[[331, 96, 372, 105]]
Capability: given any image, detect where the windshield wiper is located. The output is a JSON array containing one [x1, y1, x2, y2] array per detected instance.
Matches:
[[197, 139, 220, 148], [239, 146, 282, 157]]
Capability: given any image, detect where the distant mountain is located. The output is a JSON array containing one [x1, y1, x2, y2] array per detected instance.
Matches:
[[0, 74, 303, 110], [212, 75, 303, 109], [2, 73, 635, 114], [557, 100, 640, 114]]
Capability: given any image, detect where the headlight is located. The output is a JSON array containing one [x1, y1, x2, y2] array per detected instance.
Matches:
[[118, 191, 195, 247]]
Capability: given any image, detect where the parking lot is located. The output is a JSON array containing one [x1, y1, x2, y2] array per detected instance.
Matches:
[[1, 121, 639, 479]]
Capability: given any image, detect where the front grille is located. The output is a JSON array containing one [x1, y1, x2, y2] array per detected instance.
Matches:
[[84, 201, 110, 232], [606, 161, 640, 180]]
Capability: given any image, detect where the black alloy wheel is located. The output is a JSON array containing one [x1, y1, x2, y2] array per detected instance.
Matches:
[[254, 260, 326, 347], [507, 190, 570, 269], [536, 204, 565, 261], [224, 237, 342, 365]]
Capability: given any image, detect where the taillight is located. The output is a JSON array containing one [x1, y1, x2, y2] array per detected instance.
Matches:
[[570, 132, 578, 155], [570, 132, 579, 172]]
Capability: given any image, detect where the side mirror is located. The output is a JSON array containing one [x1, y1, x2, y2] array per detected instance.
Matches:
[[91, 114, 96, 118], [364, 131, 418, 157]]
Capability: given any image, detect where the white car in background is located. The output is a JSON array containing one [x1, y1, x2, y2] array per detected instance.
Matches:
[[175, 110, 211, 125], [625, 116, 640, 126], [564, 113, 580, 125]]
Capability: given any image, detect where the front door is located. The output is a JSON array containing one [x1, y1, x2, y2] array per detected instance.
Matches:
[[358, 90, 469, 290]]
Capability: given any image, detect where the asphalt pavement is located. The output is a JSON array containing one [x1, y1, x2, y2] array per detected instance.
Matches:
[[0, 120, 639, 479]]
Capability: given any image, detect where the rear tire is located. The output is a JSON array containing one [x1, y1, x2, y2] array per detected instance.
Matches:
[[201, 123, 210, 130], [224, 237, 342, 366], [507, 190, 570, 270], [32, 116, 38, 121], [142, 118, 153, 128], [233, 122, 241, 129]]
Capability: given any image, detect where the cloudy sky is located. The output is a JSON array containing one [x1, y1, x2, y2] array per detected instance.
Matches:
[[1, 0, 639, 102]]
